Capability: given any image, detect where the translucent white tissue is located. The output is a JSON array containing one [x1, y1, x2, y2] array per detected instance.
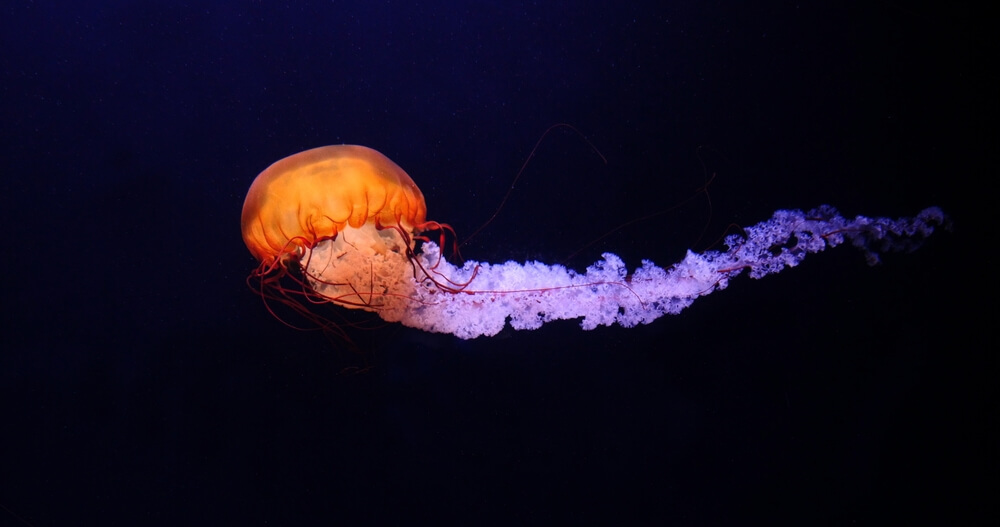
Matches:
[[302, 206, 945, 339]]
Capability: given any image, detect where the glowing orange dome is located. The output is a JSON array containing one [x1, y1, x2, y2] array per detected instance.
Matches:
[[241, 145, 427, 264]]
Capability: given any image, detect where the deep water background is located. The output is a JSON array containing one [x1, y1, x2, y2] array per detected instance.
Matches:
[[1, 2, 993, 525]]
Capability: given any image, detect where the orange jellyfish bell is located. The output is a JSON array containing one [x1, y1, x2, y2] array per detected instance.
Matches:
[[242, 144, 458, 332], [241, 144, 427, 267]]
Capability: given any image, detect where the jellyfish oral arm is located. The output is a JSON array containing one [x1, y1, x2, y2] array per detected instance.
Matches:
[[301, 206, 946, 339]]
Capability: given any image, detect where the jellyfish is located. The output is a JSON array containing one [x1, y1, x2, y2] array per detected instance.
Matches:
[[242, 145, 946, 340]]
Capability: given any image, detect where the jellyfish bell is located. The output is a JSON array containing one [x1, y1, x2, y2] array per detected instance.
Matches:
[[241, 144, 426, 266], [241, 145, 454, 334], [242, 145, 947, 340]]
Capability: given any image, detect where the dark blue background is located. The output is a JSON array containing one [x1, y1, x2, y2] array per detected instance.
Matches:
[[1, 2, 991, 525]]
